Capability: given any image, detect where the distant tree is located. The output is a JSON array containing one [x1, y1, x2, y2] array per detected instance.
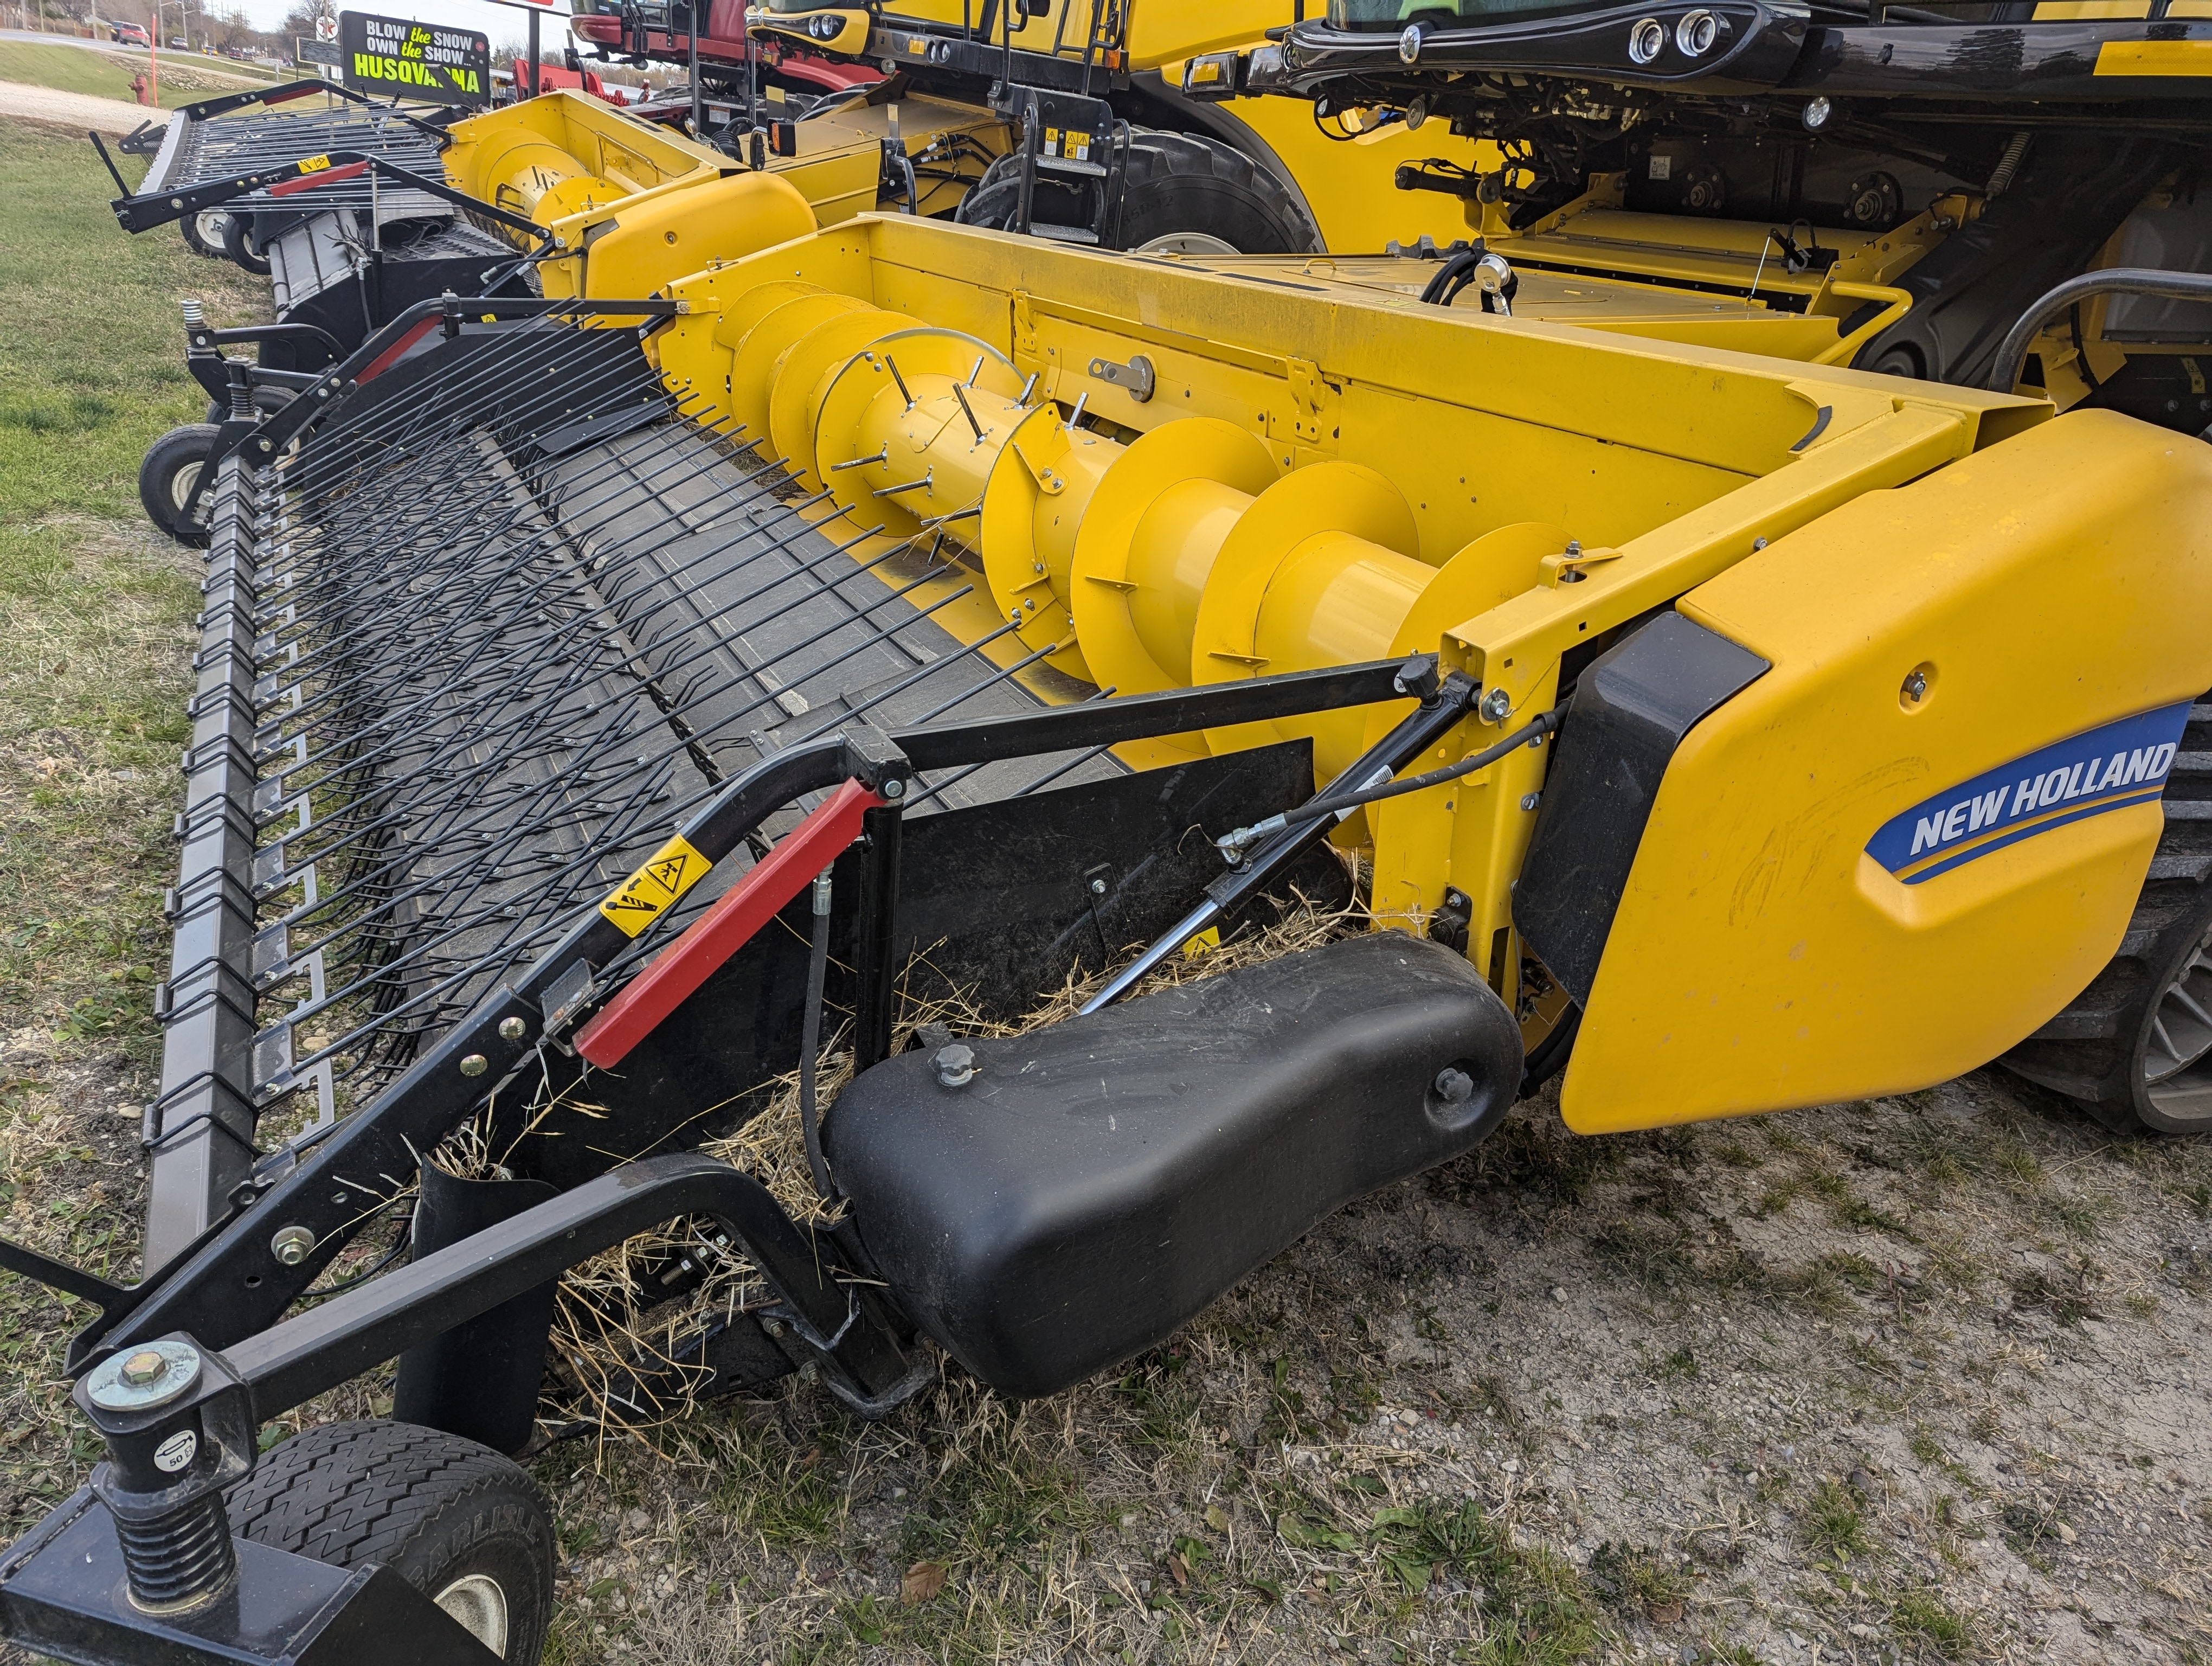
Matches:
[[279, 0, 330, 41]]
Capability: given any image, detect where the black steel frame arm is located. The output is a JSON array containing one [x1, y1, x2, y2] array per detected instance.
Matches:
[[82, 734, 882, 1368], [108, 150, 544, 240]]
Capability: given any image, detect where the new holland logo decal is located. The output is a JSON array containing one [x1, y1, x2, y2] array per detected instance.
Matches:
[[1866, 702, 2192, 885]]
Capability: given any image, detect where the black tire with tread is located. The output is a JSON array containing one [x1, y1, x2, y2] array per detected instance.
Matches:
[[181, 210, 227, 260], [220, 212, 271, 275], [956, 128, 1320, 254], [138, 424, 219, 548], [2001, 694, 2212, 1133], [227, 1420, 554, 1664]]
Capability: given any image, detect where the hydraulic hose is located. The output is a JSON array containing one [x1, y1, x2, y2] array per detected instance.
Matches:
[[1213, 703, 1566, 860]]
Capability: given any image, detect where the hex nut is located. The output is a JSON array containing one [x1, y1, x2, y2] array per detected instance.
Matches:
[[270, 1225, 316, 1266]]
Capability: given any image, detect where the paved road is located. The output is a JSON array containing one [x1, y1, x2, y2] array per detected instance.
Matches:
[[0, 76, 169, 136]]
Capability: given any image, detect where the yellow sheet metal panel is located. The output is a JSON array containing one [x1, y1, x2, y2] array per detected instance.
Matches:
[[1561, 410, 2212, 1133], [445, 90, 724, 207], [1208, 89, 1496, 251], [579, 171, 819, 301], [1128, 3, 1300, 66]]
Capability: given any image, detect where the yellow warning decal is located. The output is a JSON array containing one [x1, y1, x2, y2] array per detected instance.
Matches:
[[1180, 925, 1221, 962], [297, 153, 332, 172], [599, 834, 711, 937], [2094, 39, 2212, 74]]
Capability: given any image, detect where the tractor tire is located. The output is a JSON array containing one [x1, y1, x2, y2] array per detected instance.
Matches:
[[227, 1420, 555, 1664], [138, 424, 219, 548], [2002, 694, 2212, 1133], [956, 129, 1320, 255], [220, 211, 271, 275], [181, 209, 232, 260]]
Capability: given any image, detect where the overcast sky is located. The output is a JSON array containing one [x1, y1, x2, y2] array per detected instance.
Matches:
[[228, 0, 582, 51]]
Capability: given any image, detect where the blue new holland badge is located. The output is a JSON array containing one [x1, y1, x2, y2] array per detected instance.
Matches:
[[1866, 702, 2191, 885]]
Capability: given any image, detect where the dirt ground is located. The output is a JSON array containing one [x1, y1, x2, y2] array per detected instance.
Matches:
[[5, 1003, 2207, 1665], [0, 79, 166, 135]]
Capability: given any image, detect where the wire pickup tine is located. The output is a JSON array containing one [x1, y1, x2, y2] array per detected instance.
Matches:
[[874, 469, 935, 498], [831, 445, 891, 473], [885, 353, 915, 409], [951, 382, 987, 445]]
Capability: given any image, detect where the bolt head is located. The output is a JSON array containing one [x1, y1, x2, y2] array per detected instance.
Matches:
[[498, 1016, 528, 1042], [88, 1338, 201, 1412], [270, 1225, 315, 1266], [1521, 791, 1542, 811], [1090, 877, 1108, 895], [881, 777, 905, 800], [459, 1053, 488, 1078], [935, 1043, 977, 1088]]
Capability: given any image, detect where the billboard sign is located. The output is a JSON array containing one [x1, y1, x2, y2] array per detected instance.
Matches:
[[338, 11, 491, 104]]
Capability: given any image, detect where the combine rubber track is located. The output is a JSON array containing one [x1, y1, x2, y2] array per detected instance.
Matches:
[[147, 312, 1122, 1267]]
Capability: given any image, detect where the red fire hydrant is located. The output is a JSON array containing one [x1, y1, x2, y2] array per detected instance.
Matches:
[[132, 70, 152, 106]]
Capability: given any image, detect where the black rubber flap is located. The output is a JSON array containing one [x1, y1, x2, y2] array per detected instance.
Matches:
[[827, 933, 1521, 1398], [391, 1164, 558, 1455], [1514, 611, 1768, 1005]]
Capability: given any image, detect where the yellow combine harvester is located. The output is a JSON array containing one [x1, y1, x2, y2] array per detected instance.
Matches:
[[18, 27, 2210, 1663], [123, 2, 1491, 541], [1187, 0, 2212, 426]]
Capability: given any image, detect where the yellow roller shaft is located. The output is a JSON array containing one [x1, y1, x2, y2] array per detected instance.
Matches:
[[775, 322, 1572, 793], [847, 363, 1027, 522], [1123, 479, 1256, 689]]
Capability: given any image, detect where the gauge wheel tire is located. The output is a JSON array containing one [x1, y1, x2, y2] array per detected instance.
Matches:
[[220, 210, 271, 275], [227, 1420, 554, 1664], [182, 209, 232, 259], [2002, 694, 2212, 1133], [138, 424, 219, 548], [955, 128, 1320, 255]]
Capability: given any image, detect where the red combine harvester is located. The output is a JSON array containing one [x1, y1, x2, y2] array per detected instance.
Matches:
[[568, 0, 880, 99], [510, 58, 632, 105]]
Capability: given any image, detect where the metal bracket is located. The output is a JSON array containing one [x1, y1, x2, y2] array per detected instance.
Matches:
[[1088, 353, 1155, 402]]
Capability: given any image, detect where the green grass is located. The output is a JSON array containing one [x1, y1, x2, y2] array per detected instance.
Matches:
[[0, 40, 271, 107], [0, 115, 265, 1542], [0, 119, 263, 1051]]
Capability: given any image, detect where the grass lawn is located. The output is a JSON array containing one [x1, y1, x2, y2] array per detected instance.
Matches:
[[0, 119, 264, 1523], [0, 39, 272, 107]]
